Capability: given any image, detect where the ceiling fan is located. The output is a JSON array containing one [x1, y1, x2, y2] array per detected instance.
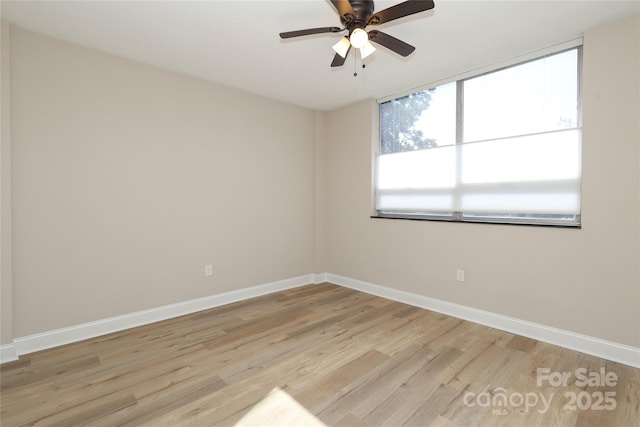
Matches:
[[279, 0, 435, 68]]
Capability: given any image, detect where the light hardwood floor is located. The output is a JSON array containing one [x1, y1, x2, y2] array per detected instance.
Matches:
[[1, 283, 639, 426]]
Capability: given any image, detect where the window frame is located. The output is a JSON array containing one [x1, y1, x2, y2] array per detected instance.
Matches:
[[373, 44, 583, 228]]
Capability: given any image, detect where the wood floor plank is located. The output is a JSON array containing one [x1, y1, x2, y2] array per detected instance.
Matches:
[[317, 344, 436, 424], [1, 354, 101, 391], [429, 415, 461, 427], [112, 375, 227, 426], [404, 383, 463, 427], [2, 346, 213, 425], [289, 349, 391, 412], [1, 283, 639, 427], [47, 393, 139, 427], [360, 346, 466, 426], [361, 364, 442, 426], [333, 413, 368, 427], [445, 339, 515, 393]]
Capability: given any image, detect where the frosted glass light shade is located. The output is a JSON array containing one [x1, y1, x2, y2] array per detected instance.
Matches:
[[361, 40, 376, 59], [349, 28, 368, 49], [332, 37, 351, 58]]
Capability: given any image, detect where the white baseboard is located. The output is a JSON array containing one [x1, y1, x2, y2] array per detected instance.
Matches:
[[312, 272, 328, 284], [10, 274, 314, 358], [326, 273, 640, 369], [0, 342, 18, 364], [4, 272, 639, 369]]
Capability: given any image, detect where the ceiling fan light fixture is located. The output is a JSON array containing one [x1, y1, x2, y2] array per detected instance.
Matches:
[[332, 37, 351, 58], [349, 28, 368, 49], [360, 40, 376, 59], [279, 0, 434, 68]]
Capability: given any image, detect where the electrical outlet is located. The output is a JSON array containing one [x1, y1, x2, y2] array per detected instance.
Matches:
[[456, 269, 465, 283], [205, 265, 213, 277]]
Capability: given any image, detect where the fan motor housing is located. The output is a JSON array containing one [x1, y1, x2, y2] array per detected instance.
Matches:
[[341, 0, 375, 29]]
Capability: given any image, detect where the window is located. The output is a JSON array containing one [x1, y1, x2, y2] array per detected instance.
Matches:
[[375, 47, 582, 227]]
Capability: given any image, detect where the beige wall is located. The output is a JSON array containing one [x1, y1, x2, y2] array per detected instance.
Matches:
[[3, 14, 639, 349], [9, 27, 316, 337], [324, 15, 640, 347], [1, 20, 13, 345], [314, 111, 328, 274]]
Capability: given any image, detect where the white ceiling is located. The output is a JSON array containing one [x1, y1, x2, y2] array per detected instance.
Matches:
[[1, 1, 639, 111]]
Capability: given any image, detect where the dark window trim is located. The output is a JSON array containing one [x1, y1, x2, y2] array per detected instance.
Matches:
[[371, 213, 582, 229]]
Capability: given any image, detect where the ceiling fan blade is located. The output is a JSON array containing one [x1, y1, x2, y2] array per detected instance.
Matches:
[[368, 0, 435, 26], [279, 27, 342, 39], [329, 0, 356, 21], [368, 30, 415, 57], [331, 46, 351, 67]]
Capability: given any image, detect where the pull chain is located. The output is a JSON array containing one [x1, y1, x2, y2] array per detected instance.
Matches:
[[353, 50, 367, 77], [353, 51, 358, 77]]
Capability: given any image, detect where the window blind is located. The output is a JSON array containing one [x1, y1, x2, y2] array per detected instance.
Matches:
[[376, 128, 581, 215]]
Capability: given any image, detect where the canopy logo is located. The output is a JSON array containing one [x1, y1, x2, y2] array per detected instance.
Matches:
[[463, 388, 553, 414], [463, 367, 618, 415]]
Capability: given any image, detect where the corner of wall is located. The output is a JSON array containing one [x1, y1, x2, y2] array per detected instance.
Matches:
[[1, 19, 14, 348], [314, 110, 328, 275]]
